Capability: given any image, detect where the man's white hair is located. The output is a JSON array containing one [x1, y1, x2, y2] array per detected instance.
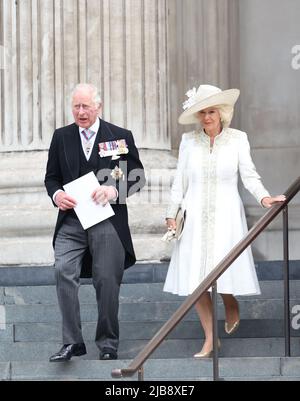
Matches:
[[72, 83, 102, 106]]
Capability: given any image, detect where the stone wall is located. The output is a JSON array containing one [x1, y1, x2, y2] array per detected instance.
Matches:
[[167, 0, 240, 149], [239, 0, 300, 260]]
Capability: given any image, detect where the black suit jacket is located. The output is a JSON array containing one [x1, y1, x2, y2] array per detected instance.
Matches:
[[44, 119, 146, 277]]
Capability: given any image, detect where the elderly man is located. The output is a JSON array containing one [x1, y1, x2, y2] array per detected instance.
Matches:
[[45, 84, 145, 362]]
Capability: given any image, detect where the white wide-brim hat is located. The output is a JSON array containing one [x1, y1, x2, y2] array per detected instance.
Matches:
[[178, 85, 240, 125]]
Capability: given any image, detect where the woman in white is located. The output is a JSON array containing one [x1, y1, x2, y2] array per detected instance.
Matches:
[[164, 85, 285, 358]]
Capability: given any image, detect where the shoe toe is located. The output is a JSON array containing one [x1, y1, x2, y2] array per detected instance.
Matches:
[[100, 350, 118, 360], [225, 320, 240, 335]]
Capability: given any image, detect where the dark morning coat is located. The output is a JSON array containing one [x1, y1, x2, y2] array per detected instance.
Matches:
[[44, 119, 146, 277]]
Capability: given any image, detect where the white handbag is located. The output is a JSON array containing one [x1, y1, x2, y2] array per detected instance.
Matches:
[[161, 208, 186, 243]]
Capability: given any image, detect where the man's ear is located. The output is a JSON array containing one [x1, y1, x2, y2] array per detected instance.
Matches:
[[97, 103, 103, 117]]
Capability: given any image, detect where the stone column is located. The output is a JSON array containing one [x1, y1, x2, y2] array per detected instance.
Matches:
[[0, 0, 169, 152], [167, 0, 240, 150]]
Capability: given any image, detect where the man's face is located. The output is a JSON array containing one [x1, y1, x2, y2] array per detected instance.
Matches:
[[72, 89, 102, 129]]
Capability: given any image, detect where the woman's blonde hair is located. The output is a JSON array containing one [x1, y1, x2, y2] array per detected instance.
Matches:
[[215, 104, 234, 128], [195, 104, 235, 128]]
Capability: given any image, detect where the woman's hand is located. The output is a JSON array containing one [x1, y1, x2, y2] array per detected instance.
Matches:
[[166, 218, 177, 231], [261, 195, 286, 208]]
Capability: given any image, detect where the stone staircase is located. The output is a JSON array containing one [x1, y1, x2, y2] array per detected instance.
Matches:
[[1, 261, 300, 381]]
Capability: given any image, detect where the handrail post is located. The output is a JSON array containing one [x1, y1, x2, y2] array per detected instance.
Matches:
[[138, 366, 144, 381], [283, 206, 291, 357], [212, 282, 220, 381]]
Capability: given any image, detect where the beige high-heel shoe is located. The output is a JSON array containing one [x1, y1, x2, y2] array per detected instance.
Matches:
[[225, 319, 240, 335], [194, 340, 221, 359], [225, 302, 240, 335]]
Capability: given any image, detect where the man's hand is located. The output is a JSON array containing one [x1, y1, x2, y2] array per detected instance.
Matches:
[[92, 186, 117, 206], [55, 191, 77, 211]]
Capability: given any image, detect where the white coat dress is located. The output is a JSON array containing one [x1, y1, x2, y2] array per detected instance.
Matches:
[[163, 128, 270, 296]]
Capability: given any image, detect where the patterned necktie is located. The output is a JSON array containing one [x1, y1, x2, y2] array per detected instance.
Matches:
[[81, 129, 96, 156]]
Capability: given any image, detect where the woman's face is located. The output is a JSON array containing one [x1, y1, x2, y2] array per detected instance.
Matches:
[[196, 107, 222, 133]]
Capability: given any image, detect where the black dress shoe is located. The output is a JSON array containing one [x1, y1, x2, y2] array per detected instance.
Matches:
[[49, 343, 87, 362], [99, 348, 118, 361]]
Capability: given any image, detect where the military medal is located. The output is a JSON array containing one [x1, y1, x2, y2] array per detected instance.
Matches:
[[111, 166, 125, 181], [99, 139, 129, 158]]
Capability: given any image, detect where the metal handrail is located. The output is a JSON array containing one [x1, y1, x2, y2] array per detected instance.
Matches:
[[112, 176, 300, 379]]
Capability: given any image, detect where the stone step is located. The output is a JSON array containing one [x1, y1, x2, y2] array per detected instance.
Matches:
[[2, 298, 300, 324], [3, 281, 300, 306], [0, 235, 172, 266], [1, 338, 300, 362], [1, 320, 298, 344], [0, 203, 168, 236], [1, 261, 300, 287], [0, 263, 169, 287], [1, 357, 300, 381]]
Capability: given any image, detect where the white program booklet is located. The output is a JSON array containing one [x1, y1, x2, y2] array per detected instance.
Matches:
[[63, 172, 115, 230]]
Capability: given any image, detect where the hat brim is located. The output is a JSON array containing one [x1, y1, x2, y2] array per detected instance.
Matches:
[[178, 89, 240, 125]]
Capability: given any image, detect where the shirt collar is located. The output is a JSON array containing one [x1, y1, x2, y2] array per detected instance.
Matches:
[[79, 118, 100, 135], [200, 128, 226, 141]]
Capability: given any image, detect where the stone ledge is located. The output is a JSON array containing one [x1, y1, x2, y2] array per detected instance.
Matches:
[[0, 362, 10, 381], [9, 320, 300, 343], [1, 261, 300, 287], [0, 263, 169, 287], [0, 234, 173, 265], [2, 300, 300, 323], [4, 357, 300, 380], [2, 281, 300, 305]]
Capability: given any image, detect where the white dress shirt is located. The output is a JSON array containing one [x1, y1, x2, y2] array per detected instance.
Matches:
[[79, 118, 100, 161], [52, 119, 100, 203], [53, 118, 118, 204]]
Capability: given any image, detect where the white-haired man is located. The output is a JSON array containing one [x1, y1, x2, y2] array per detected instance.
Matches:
[[45, 84, 145, 362]]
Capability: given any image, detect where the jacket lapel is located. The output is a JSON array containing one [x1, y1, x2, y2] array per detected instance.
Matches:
[[97, 119, 116, 171], [63, 124, 80, 180], [63, 120, 117, 180]]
